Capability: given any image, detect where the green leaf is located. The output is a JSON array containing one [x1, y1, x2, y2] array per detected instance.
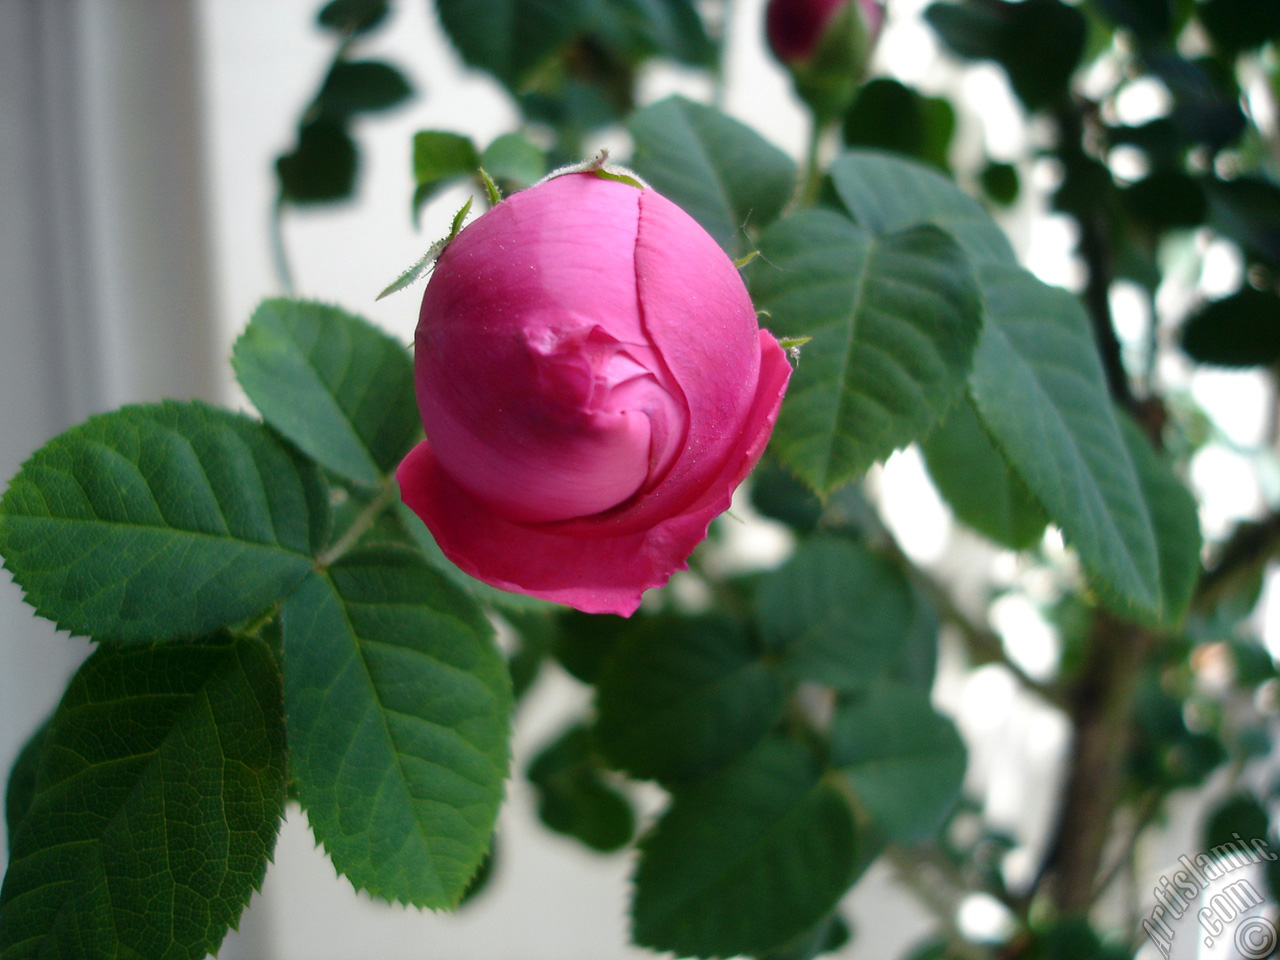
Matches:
[[1181, 287, 1280, 367], [277, 119, 358, 205], [921, 395, 1047, 550], [435, 0, 585, 88], [318, 0, 390, 33], [0, 636, 286, 960], [843, 79, 956, 173], [748, 212, 983, 492], [968, 266, 1166, 621], [593, 615, 784, 784], [280, 545, 512, 908], [632, 738, 858, 958], [412, 130, 480, 214], [316, 60, 412, 119], [0, 401, 327, 642], [756, 538, 920, 691], [480, 133, 546, 189], [829, 151, 1017, 267], [831, 681, 966, 843], [1116, 414, 1201, 626], [1204, 175, 1280, 266], [1198, 0, 1280, 55], [628, 96, 796, 255], [232, 299, 419, 488], [1090, 0, 1171, 42], [4, 719, 51, 851], [926, 0, 1086, 111], [587, 0, 715, 65], [827, 152, 1180, 621], [526, 725, 635, 852]]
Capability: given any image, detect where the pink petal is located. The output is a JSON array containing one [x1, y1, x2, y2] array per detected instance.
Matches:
[[396, 331, 791, 615]]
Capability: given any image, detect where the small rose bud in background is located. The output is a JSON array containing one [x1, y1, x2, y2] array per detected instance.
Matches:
[[766, 0, 886, 122], [397, 171, 791, 616]]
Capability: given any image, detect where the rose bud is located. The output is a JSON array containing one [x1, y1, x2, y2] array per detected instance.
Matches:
[[396, 171, 791, 616], [766, 0, 886, 121]]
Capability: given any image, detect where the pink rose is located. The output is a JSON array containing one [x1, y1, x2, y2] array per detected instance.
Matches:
[[766, 0, 885, 64], [396, 172, 790, 616]]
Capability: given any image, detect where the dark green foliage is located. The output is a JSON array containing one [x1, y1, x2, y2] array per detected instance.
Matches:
[[926, 0, 1087, 110], [631, 738, 859, 957], [749, 212, 983, 492], [594, 615, 785, 784], [0, 637, 286, 960], [979, 161, 1019, 206], [756, 537, 923, 689], [435, 0, 587, 88], [0, 401, 327, 642], [278, 119, 359, 204], [232, 299, 420, 488], [315, 60, 412, 118], [629, 96, 796, 255], [318, 0, 390, 33], [1181, 287, 1280, 367], [4, 719, 50, 851], [280, 546, 512, 908], [843, 79, 956, 172], [831, 681, 966, 842], [921, 396, 1047, 551], [527, 725, 636, 852]]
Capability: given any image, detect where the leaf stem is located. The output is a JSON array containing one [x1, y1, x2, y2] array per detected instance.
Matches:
[[270, 191, 295, 295], [317, 476, 398, 568]]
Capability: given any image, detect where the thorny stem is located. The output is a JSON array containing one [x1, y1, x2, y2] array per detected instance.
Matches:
[[317, 476, 398, 568]]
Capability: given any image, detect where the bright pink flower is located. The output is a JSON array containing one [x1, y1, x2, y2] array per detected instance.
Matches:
[[396, 172, 790, 616], [766, 0, 885, 64]]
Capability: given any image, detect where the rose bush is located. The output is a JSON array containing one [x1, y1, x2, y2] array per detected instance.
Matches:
[[396, 171, 791, 616]]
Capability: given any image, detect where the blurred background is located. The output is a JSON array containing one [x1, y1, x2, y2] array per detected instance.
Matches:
[[1, 1, 1277, 958]]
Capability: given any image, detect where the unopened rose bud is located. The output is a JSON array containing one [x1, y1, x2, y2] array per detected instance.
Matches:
[[766, 0, 885, 122], [396, 172, 791, 616]]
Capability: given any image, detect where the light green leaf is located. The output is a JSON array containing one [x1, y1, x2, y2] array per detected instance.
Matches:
[[0, 636, 286, 960], [0, 401, 328, 642], [280, 545, 512, 908], [593, 616, 784, 784], [412, 130, 481, 216], [632, 737, 858, 958], [831, 681, 966, 843], [748, 212, 983, 492], [921, 395, 1047, 550], [757, 537, 921, 692], [232, 299, 419, 488], [629, 96, 796, 255], [829, 150, 1017, 267], [435, 0, 585, 88], [969, 266, 1164, 620], [480, 133, 546, 189]]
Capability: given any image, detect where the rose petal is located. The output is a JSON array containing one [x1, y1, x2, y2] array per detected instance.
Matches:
[[397, 331, 791, 615], [414, 175, 682, 523]]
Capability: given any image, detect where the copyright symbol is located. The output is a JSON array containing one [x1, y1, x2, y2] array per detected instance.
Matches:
[[1235, 916, 1278, 959]]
